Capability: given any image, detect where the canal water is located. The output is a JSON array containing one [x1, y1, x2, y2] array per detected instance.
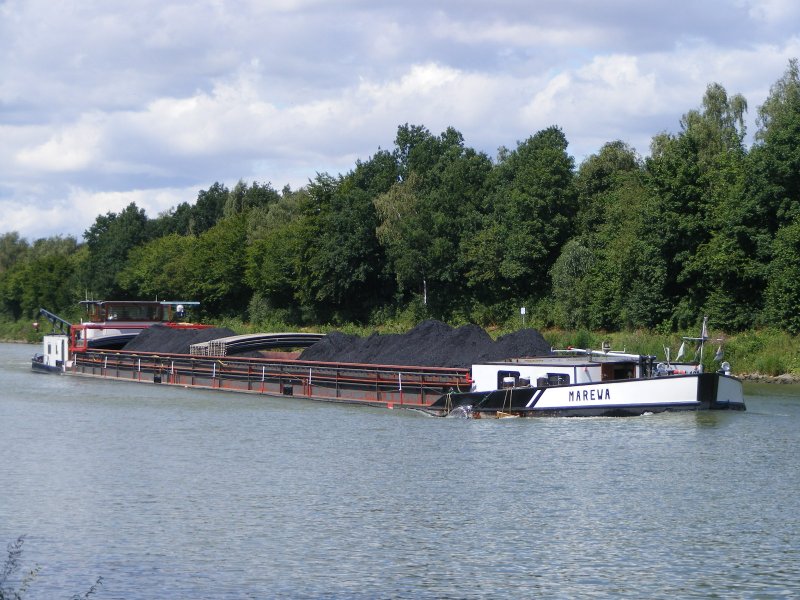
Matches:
[[1, 342, 799, 599]]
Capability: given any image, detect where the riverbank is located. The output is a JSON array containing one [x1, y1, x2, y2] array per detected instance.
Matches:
[[542, 327, 800, 381], [739, 373, 800, 384], [7, 316, 800, 380]]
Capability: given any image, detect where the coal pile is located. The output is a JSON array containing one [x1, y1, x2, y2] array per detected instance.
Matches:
[[299, 320, 552, 368], [122, 324, 236, 354], [478, 328, 554, 363]]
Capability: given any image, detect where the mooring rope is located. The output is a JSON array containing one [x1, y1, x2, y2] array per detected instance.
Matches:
[[500, 386, 513, 417]]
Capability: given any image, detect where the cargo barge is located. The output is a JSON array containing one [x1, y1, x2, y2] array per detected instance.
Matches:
[[67, 348, 470, 410], [32, 302, 745, 416]]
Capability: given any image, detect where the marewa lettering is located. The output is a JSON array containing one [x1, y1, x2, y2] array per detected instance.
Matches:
[[568, 388, 611, 402]]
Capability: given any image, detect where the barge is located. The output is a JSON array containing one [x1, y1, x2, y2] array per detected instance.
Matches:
[[32, 302, 745, 416], [429, 349, 744, 417]]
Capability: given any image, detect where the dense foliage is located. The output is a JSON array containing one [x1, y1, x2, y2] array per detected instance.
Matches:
[[4, 61, 800, 334]]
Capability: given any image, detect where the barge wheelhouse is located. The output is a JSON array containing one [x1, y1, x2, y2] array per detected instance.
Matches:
[[31, 300, 207, 373], [74, 300, 202, 350]]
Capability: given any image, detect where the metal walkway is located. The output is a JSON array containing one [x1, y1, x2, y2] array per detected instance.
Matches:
[[190, 332, 325, 356]]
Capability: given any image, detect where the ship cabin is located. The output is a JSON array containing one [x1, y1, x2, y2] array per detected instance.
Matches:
[[31, 333, 70, 373], [470, 351, 657, 392], [72, 300, 200, 350]]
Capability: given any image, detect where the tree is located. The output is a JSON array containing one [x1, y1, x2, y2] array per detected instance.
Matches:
[[151, 202, 194, 237], [245, 190, 311, 322], [376, 126, 493, 317], [0, 232, 29, 273], [464, 127, 576, 305], [189, 215, 250, 316], [750, 58, 800, 231], [83, 202, 150, 298], [643, 83, 757, 329], [16, 253, 78, 319], [563, 142, 649, 329], [0, 236, 83, 319], [303, 165, 393, 321], [374, 173, 427, 293], [550, 239, 596, 329], [191, 182, 229, 234], [246, 220, 306, 318], [763, 217, 800, 332], [118, 234, 197, 299], [574, 141, 641, 236], [394, 123, 451, 180], [224, 180, 281, 217]]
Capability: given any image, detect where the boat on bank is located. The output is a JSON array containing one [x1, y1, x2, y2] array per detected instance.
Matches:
[[31, 303, 745, 416]]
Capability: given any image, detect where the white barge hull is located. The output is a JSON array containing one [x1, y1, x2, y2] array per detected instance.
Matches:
[[433, 373, 745, 417]]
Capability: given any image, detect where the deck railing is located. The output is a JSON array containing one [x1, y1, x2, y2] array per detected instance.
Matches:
[[71, 349, 470, 408]]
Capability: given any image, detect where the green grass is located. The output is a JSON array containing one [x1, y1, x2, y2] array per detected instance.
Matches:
[[0, 320, 42, 344]]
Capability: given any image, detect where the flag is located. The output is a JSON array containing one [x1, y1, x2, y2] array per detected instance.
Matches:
[[675, 341, 686, 362], [714, 345, 724, 362]]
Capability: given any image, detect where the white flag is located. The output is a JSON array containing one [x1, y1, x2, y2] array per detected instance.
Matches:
[[714, 345, 724, 362], [676, 341, 686, 362]]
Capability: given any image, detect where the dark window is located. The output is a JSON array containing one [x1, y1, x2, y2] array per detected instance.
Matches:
[[497, 370, 521, 389], [601, 362, 637, 381], [546, 373, 570, 385]]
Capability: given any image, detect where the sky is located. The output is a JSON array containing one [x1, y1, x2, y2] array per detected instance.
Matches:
[[1, 0, 799, 241]]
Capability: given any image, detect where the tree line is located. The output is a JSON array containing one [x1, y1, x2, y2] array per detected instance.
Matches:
[[2, 60, 800, 334]]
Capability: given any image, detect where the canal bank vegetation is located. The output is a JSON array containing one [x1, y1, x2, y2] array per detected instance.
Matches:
[[7, 312, 798, 380], [218, 319, 800, 379], [3, 61, 800, 379]]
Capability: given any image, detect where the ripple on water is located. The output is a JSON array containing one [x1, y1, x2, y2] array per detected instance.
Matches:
[[1, 344, 799, 598]]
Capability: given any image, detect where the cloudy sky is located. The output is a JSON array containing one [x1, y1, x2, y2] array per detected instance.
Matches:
[[1, 0, 799, 241]]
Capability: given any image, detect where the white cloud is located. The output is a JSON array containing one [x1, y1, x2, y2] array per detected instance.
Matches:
[[16, 117, 105, 172], [740, 0, 800, 23], [1, 1, 800, 241], [433, 16, 609, 48], [0, 185, 203, 241]]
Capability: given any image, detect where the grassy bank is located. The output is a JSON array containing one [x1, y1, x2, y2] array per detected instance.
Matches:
[[198, 317, 800, 378], [538, 328, 800, 378], [0, 319, 43, 344], [211, 317, 800, 378], [8, 316, 800, 378]]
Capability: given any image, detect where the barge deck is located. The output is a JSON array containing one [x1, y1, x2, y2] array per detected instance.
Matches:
[[70, 348, 471, 411]]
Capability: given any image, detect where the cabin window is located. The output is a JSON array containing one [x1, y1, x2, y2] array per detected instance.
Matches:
[[87, 302, 165, 322], [536, 373, 570, 387], [497, 370, 520, 389], [601, 362, 637, 381], [547, 373, 570, 385]]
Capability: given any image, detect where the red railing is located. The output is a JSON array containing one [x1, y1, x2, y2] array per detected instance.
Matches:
[[70, 349, 471, 407]]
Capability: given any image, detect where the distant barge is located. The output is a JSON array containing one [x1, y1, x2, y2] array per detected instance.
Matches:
[[32, 301, 745, 417]]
